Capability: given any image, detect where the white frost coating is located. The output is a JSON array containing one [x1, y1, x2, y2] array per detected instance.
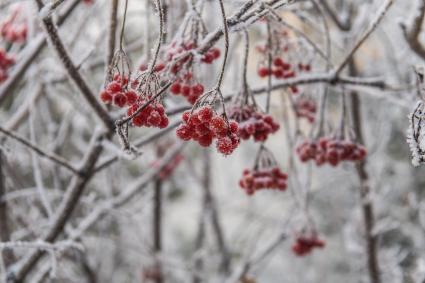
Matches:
[[38, 3, 54, 19], [407, 100, 425, 166]]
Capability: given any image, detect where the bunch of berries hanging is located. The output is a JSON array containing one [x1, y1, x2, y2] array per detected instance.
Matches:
[[100, 51, 169, 129], [176, 105, 239, 155], [292, 233, 325, 256], [0, 5, 28, 44], [0, 48, 15, 83], [228, 84, 280, 142], [294, 97, 317, 123], [229, 105, 280, 142], [164, 14, 220, 105], [239, 146, 288, 195], [296, 136, 367, 166], [256, 23, 313, 95]]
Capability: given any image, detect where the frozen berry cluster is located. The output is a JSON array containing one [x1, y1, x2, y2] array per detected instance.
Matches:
[[229, 106, 280, 142], [257, 57, 295, 80], [170, 72, 204, 104], [1, 7, 27, 44], [239, 167, 288, 195], [99, 74, 137, 107], [166, 41, 220, 73], [99, 74, 169, 129], [165, 41, 219, 104], [294, 98, 316, 123], [296, 137, 367, 166], [127, 99, 169, 129], [176, 106, 240, 155], [292, 235, 325, 256], [0, 48, 15, 83]]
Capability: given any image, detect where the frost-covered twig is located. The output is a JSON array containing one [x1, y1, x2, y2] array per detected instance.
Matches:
[[401, 0, 425, 59], [0, 240, 83, 252], [334, 0, 393, 76], [0, 126, 80, 175], [35, 0, 115, 132]]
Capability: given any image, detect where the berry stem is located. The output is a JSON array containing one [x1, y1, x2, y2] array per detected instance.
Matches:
[[215, 0, 229, 91], [148, 0, 165, 74]]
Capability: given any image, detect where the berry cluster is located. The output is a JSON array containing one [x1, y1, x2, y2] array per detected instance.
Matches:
[[296, 137, 367, 166], [0, 49, 15, 83], [292, 235, 325, 256], [99, 74, 136, 107], [170, 72, 204, 104], [166, 41, 220, 72], [294, 98, 316, 123], [257, 57, 295, 80], [239, 167, 288, 195], [228, 106, 280, 142], [164, 41, 220, 104], [127, 99, 169, 129], [176, 106, 240, 155], [1, 8, 27, 44]]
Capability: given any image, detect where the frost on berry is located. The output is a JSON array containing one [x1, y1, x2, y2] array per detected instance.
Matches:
[[255, 24, 312, 95], [239, 146, 288, 195], [296, 136, 367, 166], [1, 5, 28, 44], [292, 233, 325, 256], [228, 105, 280, 142], [294, 97, 317, 123], [175, 106, 240, 155]]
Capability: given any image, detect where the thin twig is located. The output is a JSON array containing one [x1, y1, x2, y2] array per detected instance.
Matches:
[[35, 0, 115, 132], [0, 126, 80, 175], [334, 0, 393, 76]]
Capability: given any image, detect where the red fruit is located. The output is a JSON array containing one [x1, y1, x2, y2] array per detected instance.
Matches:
[[191, 84, 204, 96], [147, 111, 161, 127], [107, 81, 122, 93], [159, 117, 169, 129], [257, 67, 270, 78], [182, 111, 191, 123], [198, 134, 213, 147], [210, 116, 226, 133], [216, 136, 233, 155], [113, 93, 127, 107], [201, 53, 214, 64], [273, 57, 284, 67], [154, 63, 165, 72], [100, 91, 112, 103], [181, 85, 191, 96], [170, 82, 181, 95], [229, 121, 239, 133], [176, 124, 192, 141], [198, 106, 213, 123], [211, 48, 221, 59], [125, 90, 138, 105]]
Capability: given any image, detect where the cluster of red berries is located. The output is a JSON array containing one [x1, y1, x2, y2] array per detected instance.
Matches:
[[176, 106, 240, 155], [170, 72, 204, 104], [229, 106, 280, 142], [139, 62, 166, 73], [292, 235, 325, 256], [99, 74, 137, 107], [294, 98, 316, 123], [141, 266, 162, 281], [239, 167, 288, 195], [127, 99, 169, 129], [296, 137, 367, 166], [165, 41, 220, 73], [1, 8, 27, 44], [257, 57, 295, 80], [0, 49, 15, 83]]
